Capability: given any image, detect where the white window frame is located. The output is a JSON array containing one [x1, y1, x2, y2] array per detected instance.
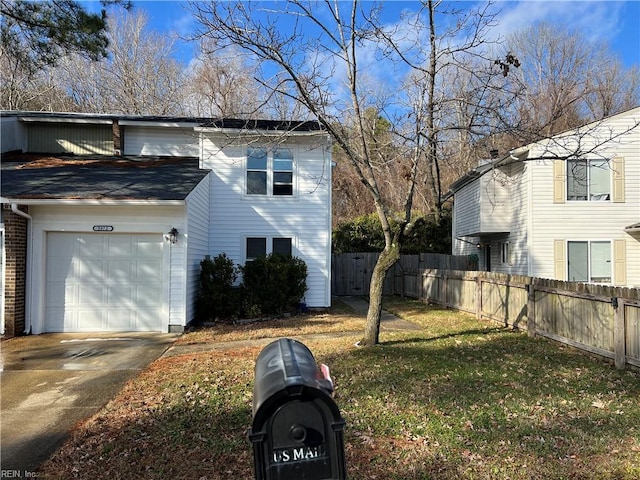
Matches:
[[566, 158, 611, 202], [567, 240, 612, 284], [245, 146, 296, 198]]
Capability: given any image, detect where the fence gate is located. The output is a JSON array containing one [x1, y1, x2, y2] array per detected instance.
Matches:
[[331, 252, 472, 296], [331, 253, 378, 296]]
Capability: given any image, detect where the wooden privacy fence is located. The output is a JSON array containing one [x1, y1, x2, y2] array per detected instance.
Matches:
[[331, 253, 475, 296], [395, 269, 640, 370]]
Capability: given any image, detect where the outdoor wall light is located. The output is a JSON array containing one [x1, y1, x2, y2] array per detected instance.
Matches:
[[476, 243, 482, 249], [167, 227, 179, 244]]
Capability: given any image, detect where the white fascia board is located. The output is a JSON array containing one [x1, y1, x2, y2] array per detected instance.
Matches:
[[18, 116, 113, 125], [0, 197, 185, 206]]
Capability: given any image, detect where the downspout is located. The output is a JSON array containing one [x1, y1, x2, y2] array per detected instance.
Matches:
[[11, 204, 32, 334]]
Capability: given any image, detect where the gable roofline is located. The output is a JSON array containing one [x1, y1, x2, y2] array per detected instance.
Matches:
[[445, 106, 640, 198], [445, 146, 529, 199]]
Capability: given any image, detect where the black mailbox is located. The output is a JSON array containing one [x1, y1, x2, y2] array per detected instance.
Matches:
[[250, 338, 346, 480]]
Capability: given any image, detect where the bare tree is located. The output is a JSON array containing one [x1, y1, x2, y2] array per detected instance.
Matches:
[[0, 44, 76, 110], [191, 0, 520, 345], [505, 22, 640, 139], [183, 41, 267, 118], [55, 9, 186, 115]]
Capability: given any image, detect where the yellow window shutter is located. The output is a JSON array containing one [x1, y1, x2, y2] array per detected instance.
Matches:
[[611, 157, 625, 203], [553, 160, 565, 203], [554, 240, 566, 280], [613, 239, 627, 285]]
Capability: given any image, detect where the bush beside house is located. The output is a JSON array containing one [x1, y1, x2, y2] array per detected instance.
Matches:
[[197, 253, 308, 322]]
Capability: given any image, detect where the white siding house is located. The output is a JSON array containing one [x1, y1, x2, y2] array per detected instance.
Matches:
[[451, 107, 640, 287], [199, 130, 333, 308], [1, 112, 332, 335]]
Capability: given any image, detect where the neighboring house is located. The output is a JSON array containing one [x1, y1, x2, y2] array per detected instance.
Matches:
[[449, 107, 640, 287], [0, 112, 332, 336]]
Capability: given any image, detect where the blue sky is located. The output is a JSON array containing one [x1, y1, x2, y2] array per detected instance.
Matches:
[[85, 0, 640, 68]]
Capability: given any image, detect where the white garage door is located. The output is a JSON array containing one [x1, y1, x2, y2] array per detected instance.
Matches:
[[45, 233, 164, 332]]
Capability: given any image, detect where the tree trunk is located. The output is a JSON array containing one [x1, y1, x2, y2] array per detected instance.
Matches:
[[361, 244, 401, 346]]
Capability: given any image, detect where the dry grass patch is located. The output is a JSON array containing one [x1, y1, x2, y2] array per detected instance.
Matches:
[[39, 296, 640, 479]]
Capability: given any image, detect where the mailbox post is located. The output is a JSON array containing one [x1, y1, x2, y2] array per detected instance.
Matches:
[[250, 338, 347, 480]]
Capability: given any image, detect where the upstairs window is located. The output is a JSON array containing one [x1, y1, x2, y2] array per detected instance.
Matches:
[[567, 159, 610, 201], [246, 147, 294, 196]]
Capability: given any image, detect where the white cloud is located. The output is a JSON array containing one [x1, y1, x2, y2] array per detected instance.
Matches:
[[494, 0, 625, 45]]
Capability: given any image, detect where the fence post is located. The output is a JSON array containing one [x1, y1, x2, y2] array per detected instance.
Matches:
[[442, 272, 448, 308], [527, 282, 536, 338], [613, 296, 625, 369], [475, 274, 482, 319]]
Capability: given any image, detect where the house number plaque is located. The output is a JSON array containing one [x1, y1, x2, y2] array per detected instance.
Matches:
[[93, 225, 114, 232]]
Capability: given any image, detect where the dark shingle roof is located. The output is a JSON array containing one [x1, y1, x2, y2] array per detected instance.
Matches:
[[1, 154, 209, 201]]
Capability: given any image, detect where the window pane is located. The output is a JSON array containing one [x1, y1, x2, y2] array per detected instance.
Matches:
[[273, 238, 292, 256], [274, 148, 293, 163], [247, 238, 266, 260], [590, 241, 611, 283], [567, 159, 587, 201], [567, 241, 588, 282], [247, 171, 267, 195], [273, 172, 293, 196], [273, 184, 293, 196], [274, 158, 293, 171], [589, 160, 610, 200], [248, 148, 267, 170]]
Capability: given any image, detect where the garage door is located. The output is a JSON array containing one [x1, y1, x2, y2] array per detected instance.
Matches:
[[45, 233, 164, 332]]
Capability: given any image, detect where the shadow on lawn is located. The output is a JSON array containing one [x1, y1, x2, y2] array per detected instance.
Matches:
[[381, 326, 507, 346], [329, 331, 640, 479]]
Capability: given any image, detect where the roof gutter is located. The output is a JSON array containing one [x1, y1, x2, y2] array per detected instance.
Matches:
[[1, 198, 185, 206], [194, 127, 324, 137], [10, 204, 33, 335]]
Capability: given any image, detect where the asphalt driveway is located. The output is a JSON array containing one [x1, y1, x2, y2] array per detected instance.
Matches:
[[0, 332, 177, 474]]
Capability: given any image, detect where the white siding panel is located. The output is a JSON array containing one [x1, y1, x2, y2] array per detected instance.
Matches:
[[203, 135, 332, 307], [1, 116, 27, 153], [454, 181, 481, 237], [125, 126, 199, 156], [169, 238, 186, 326], [506, 161, 529, 275], [185, 174, 211, 322], [479, 171, 511, 232]]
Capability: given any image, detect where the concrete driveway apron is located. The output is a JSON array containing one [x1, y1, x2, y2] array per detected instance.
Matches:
[[0, 332, 176, 474]]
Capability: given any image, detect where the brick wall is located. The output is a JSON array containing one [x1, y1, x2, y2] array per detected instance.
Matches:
[[3, 205, 28, 337]]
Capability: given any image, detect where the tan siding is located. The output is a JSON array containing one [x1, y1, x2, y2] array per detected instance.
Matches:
[[28, 124, 112, 154], [554, 240, 566, 280]]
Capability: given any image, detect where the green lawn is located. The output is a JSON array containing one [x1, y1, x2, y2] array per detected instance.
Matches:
[[40, 297, 640, 479]]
